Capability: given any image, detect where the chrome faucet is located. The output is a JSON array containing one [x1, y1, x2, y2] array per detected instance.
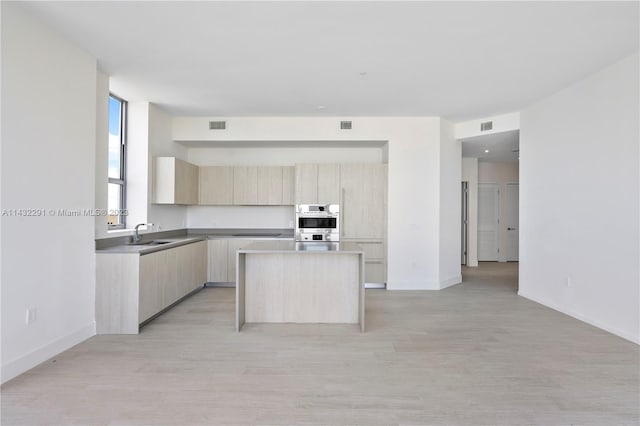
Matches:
[[132, 223, 153, 243]]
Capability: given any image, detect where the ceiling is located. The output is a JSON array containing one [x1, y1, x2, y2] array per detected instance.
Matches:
[[461, 130, 519, 163], [21, 1, 639, 121]]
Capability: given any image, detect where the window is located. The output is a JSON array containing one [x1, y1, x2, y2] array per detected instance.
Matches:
[[108, 94, 127, 229]]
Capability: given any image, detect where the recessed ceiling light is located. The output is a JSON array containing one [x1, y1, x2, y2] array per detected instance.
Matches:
[[316, 105, 326, 110], [359, 72, 368, 77], [484, 149, 490, 153]]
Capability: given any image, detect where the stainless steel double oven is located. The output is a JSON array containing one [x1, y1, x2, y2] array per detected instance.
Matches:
[[295, 204, 340, 242]]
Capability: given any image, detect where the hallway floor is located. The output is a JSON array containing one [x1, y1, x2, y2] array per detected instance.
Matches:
[[2, 263, 638, 425]]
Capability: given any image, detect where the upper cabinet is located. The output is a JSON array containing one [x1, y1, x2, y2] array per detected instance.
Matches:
[[295, 164, 318, 204], [294, 163, 340, 205], [199, 165, 294, 206], [257, 166, 283, 205], [282, 166, 295, 205], [199, 166, 234, 205], [153, 157, 199, 205], [317, 164, 340, 205], [233, 166, 258, 205]]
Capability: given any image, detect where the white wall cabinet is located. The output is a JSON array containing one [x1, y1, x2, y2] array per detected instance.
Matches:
[[153, 157, 199, 205], [97, 240, 208, 334], [199, 166, 234, 205]]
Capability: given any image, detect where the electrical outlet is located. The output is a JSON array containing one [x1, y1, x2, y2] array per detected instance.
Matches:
[[25, 308, 37, 324]]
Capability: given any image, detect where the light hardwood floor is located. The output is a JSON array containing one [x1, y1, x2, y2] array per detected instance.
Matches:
[[2, 263, 638, 425]]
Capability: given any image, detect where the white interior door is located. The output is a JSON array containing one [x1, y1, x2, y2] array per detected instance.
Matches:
[[478, 183, 499, 261], [504, 183, 519, 261]]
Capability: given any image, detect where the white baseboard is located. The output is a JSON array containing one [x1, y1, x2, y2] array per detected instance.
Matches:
[[440, 275, 462, 289], [518, 291, 639, 345], [1, 322, 96, 384]]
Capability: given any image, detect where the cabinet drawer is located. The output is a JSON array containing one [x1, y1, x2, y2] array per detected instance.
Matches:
[[365, 260, 386, 283], [357, 242, 385, 260]]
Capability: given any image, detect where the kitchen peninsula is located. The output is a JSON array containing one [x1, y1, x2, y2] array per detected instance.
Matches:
[[236, 241, 365, 332]]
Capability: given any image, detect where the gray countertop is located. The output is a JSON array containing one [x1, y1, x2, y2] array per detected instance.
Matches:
[[239, 241, 364, 254], [96, 236, 207, 255], [95, 228, 294, 254]]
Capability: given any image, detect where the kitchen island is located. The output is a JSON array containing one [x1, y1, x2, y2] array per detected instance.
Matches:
[[236, 241, 365, 332]]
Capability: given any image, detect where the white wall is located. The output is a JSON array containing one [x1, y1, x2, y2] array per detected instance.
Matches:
[[520, 52, 639, 344], [439, 120, 462, 288], [462, 157, 479, 267], [124, 102, 188, 234], [126, 101, 150, 229], [456, 112, 520, 140], [478, 161, 519, 262], [1, 2, 97, 382], [174, 116, 458, 290], [94, 72, 110, 238], [188, 206, 294, 229], [187, 146, 384, 166], [147, 103, 187, 231]]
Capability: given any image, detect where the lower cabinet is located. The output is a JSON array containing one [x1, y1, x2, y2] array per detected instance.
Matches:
[[343, 239, 387, 284], [207, 238, 260, 283], [96, 240, 207, 334]]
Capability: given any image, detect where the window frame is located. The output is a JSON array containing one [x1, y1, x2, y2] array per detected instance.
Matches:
[[108, 94, 127, 230]]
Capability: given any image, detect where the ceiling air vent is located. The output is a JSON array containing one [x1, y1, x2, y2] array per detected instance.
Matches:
[[480, 121, 493, 131], [340, 121, 352, 130], [209, 121, 226, 130]]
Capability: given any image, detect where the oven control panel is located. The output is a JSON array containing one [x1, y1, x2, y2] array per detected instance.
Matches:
[[297, 232, 338, 242]]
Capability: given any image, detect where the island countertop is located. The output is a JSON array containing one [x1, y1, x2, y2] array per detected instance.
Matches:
[[239, 240, 364, 253]]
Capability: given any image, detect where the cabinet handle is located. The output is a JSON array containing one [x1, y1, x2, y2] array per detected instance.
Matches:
[[340, 188, 345, 232]]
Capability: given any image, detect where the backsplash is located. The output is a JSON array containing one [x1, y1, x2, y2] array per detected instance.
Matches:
[[186, 205, 295, 229]]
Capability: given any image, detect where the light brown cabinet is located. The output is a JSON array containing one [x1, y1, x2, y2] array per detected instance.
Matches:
[[340, 164, 387, 239], [295, 163, 340, 204], [257, 166, 283, 205], [96, 241, 208, 334], [233, 166, 258, 205], [207, 239, 228, 282], [343, 239, 387, 283], [340, 164, 387, 283], [153, 157, 199, 205], [207, 238, 261, 282], [199, 166, 234, 205], [282, 166, 295, 205]]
